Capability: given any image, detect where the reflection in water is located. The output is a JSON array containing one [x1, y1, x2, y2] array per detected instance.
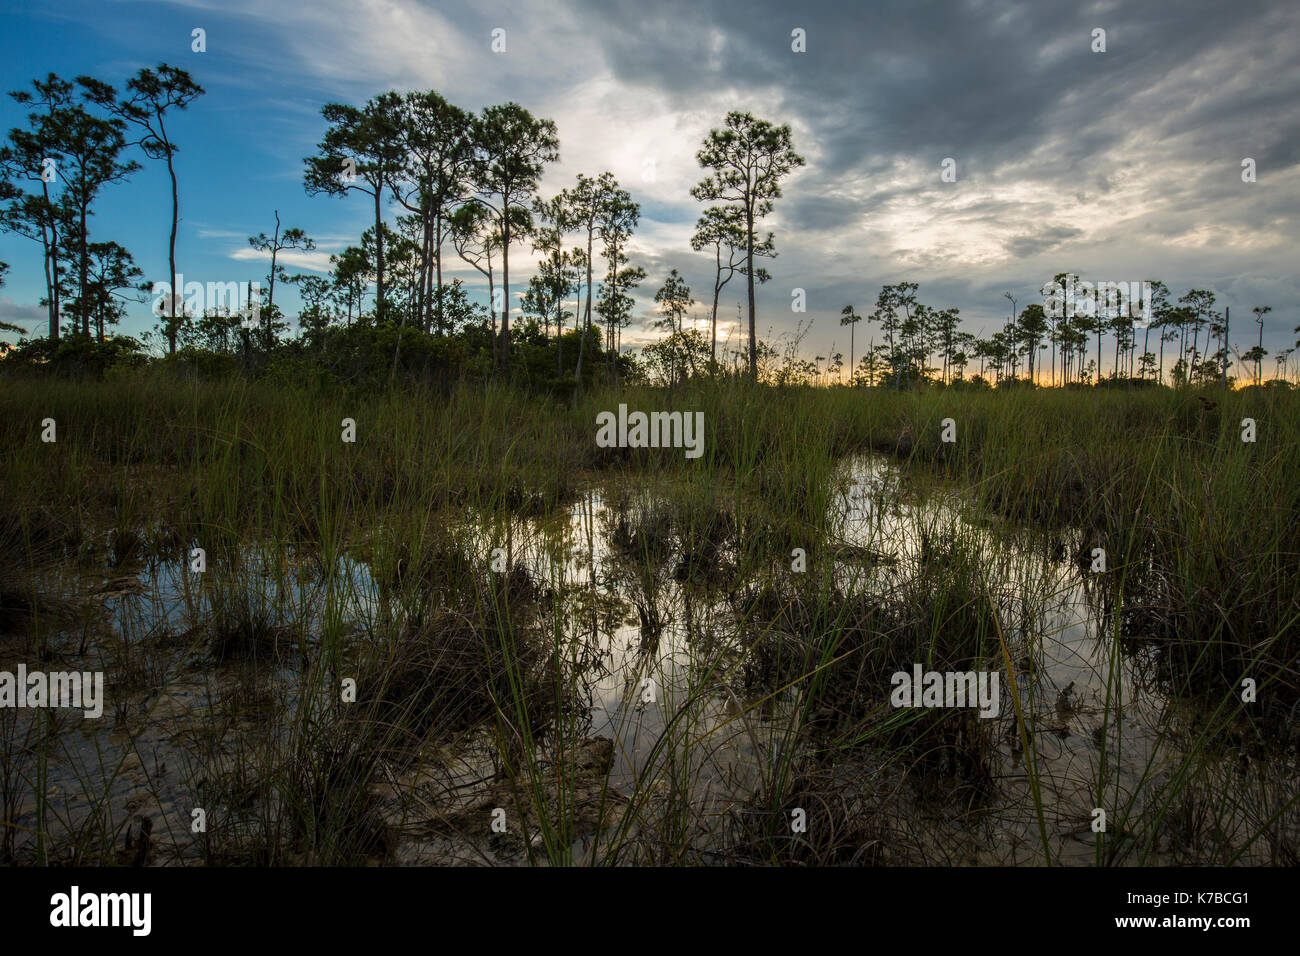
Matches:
[[6, 454, 1295, 865]]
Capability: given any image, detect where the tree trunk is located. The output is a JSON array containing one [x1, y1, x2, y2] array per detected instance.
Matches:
[[710, 246, 722, 364], [42, 179, 60, 341], [268, 211, 280, 312], [489, 267, 497, 368], [266, 211, 280, 350], [78, 202, 89, 338], [745, 203, 756, 379], [41, 219, 56, 340], [499, 203, 510, 370], [166, 141, 180, 353], [1258, 315, 1264, 385], [1222, 307, 1230, 385], [419, 207, 432, 334], [373, 185, 385, 322], [556, 297, 563, 376], [574, 226, 593, 383], [434, 211, 444, 334]]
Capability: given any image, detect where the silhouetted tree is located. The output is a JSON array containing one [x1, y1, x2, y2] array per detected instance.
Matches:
[[692, 112, 804, 378], [248, 211, 314, 348], [470, 103, 559, 370], [83, 64, 203, 352], [305, 92, 406, 322], [691, 205, 772, 363]]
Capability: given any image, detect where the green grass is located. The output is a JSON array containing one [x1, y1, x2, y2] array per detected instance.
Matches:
[[0, 370, 1296, 865]]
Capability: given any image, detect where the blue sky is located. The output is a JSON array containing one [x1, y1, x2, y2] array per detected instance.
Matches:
[[2, 0, 1298, 369]]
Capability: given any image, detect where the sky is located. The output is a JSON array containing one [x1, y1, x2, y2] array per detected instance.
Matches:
[[1, 0, 1297, 369]]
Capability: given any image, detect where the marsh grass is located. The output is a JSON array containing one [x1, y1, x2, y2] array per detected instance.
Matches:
[[0, 370, 1296, 864]]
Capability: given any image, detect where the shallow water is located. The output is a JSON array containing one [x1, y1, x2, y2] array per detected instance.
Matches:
[[3, 453, 1294, 865]]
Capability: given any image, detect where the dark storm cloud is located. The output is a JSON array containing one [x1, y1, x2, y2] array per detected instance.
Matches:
[[576, 0, 1299, 237], [563, 0, 1299, 350], [579, 0, 1295, 168], [1004, 225, 1084, 259]]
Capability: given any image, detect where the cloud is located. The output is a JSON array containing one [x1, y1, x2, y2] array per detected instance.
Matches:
[[0, 297, 47, 337], [230, 247, 336, 275], [15, 0, 1297, 359], [1004, 225, 1085, 259]]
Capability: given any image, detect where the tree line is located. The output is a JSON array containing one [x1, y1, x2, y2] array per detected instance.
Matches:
[[292, 92, 803, 382], [0, 66, 809, 385], [0, 66, 202, 345], [2, 69, 1290, 389], [835, 277, 1285, 389]]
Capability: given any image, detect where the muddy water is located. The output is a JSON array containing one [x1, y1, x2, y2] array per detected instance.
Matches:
[[3, 454, 1292, 865]]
